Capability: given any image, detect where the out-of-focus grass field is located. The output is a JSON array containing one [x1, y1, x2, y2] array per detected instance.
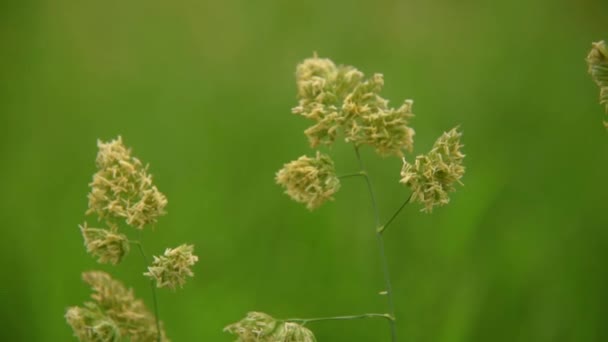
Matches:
[[2, 0, 608, 341]]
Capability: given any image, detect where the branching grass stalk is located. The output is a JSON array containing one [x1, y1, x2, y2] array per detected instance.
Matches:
[[284, 313, 394, 325], [68, 137, 199, 341], [131, 239, 161, 342], [354, 146, 398, 342], [265, 55, 465, 342]]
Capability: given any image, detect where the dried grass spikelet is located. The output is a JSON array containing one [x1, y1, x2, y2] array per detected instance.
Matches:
[[65, 305, 121, 342], [292, 54, 415, 156], [275, 151, 340, 210], [342, 74, 415, 156], [80, 222, 129, 265], [224, 312, 278, 341], [87, 136, 167, 229], [274, 322, 316, 342], [65, 271, 170, 342], [144, 244, 199, 290], [587, 40, 608, 126], [293, 56, 360, 147], [224, 312, 316, 342], [400, 127, 465, 212]]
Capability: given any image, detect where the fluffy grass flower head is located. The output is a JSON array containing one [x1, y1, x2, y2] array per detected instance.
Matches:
[[79, 222, 129, 265], [274, 322, 316, 342], [144, 244, 199, 290], [276, 151, 340, 210], [87, 136, 167, 229], [66, 271, 169, 342], [293, 54, 415, 156], [65, 305, 121, 342], [224, 312, 278, 341], [224, 312, 316, 342], [587, 40, 608, 125], [400, 127, 465, 212]]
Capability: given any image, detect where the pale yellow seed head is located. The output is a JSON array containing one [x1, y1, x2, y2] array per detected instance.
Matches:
[[66, 271, 170, 342], [65, 305, 122, 342], [400, 127, 465, 212], [80, 222, 130, 265], [144, 244, 199, 290], [274, 322, 316, 342], [275, 151, 340, 210], [86, 136, 167, 229], [587, 40, 608, 124], [292, 55, 415, 156], [224, 312, 278, 341], [224, 312, 317, 342]]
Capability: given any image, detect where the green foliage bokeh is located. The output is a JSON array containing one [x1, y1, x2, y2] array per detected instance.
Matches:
[[1, 0, 608, 341]]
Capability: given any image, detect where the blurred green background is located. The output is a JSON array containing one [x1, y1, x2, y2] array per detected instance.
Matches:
[[2, 0, 608, 341]]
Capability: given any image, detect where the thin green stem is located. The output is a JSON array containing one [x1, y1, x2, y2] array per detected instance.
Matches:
[[284, 313, 394, 325], [353, 146, 397, 342], [377, 193, 413, 234], [353, 149, 380, 228], [131, 238, 162, 342], [338, 171, 366, 180]]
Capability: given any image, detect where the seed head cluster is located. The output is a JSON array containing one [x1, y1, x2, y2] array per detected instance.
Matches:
[[87, 136, 167, 229], [587, 40, 608, 126], [79, 222, 129, 265], [68, 137, 198, 341], [276, 151, 340, 210], [144, 244, 199, 290], [278, 55, 465, 213], [293, 55, 415, 157], [79, 136, 169, 265], [224, 312, 316, 342], [400, 127, 465, 212], [65, 271, 170, 342]]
